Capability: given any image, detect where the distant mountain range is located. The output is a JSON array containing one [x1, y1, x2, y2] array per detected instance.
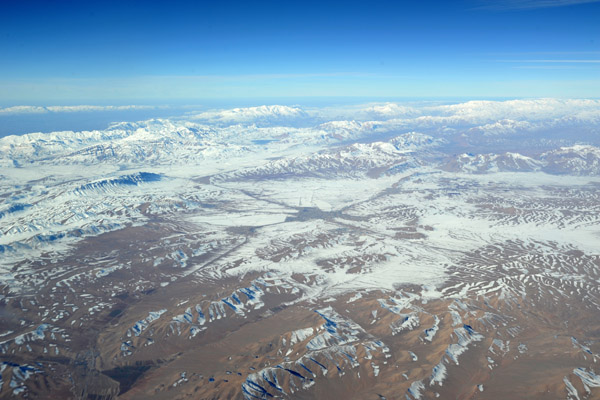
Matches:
[[1, 99, 600, 400]]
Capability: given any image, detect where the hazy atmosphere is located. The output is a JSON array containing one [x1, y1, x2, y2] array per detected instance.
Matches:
[[1, 0, 599, 102], [1, 1, 600, 399]]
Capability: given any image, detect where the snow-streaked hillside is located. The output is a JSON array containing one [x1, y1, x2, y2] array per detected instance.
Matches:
[[1, 99, 600, 400]]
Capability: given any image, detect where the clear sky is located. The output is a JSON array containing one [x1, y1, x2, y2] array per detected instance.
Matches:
[[1, 0, 599, 103]]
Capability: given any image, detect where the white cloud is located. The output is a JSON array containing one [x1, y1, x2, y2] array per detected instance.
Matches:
[[432, 98, 600, 123], [46, 105, 164, 113], [0, 106, 48, 115], [0, 105, 165, 115], [498, 59, 600, 63], [473, 0, 600, 10]]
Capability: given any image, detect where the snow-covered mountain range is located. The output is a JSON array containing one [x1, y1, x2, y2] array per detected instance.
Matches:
[[1, 99, 600, 399]]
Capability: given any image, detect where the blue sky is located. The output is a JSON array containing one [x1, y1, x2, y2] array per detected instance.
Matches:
[[1, 0, 599, 103]]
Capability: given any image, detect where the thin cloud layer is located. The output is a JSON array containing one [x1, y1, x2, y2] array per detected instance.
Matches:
[[0, 105, 166, 115], [473, 0, 600, 10]]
